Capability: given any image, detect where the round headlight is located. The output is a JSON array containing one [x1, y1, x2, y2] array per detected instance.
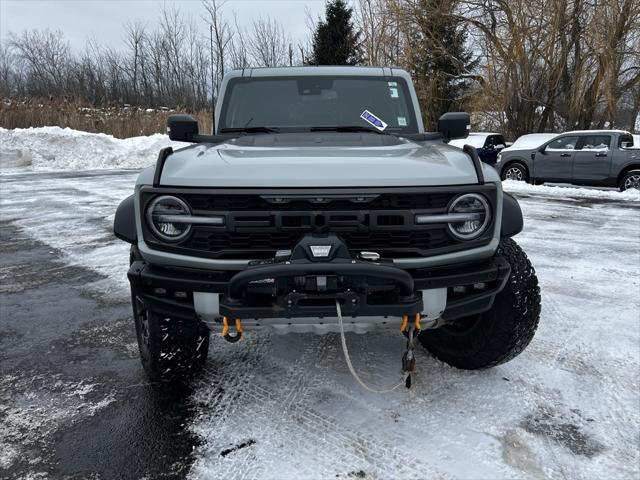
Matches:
[[447, 193, 491, 240], [146, 195, 192, 242]]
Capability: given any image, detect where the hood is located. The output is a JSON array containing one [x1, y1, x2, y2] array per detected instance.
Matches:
[[159, 133, 483, 188]]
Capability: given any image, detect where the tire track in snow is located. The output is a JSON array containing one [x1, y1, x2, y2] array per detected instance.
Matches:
[[189, 332, 451, 479]]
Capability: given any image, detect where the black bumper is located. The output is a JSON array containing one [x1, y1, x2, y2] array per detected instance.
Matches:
[[128, 255, 510, 323]]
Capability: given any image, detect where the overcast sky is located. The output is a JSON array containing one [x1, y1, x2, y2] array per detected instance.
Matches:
[[0, 0, 326, 51]]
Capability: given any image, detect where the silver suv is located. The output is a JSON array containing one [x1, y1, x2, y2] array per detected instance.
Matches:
[[496, 130, 640, 191], [114, 67, 541, 385]]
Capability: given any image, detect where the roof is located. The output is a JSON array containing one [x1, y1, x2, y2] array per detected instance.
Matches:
[[502, 133, 560, 151], [448, 132, 501, 149], [227, 65, 411, 78], [563, 129, 631, 135]]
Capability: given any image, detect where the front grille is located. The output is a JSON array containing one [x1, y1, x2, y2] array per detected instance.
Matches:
[[185, 192, 452, 212], [141, 186, 497, 260], [184, 229, 452, 258]]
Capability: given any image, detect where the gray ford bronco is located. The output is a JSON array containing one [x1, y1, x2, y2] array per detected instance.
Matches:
[[114, 66, 541, 385]]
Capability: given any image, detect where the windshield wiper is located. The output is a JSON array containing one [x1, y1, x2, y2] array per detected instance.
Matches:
[[220, 126, 280, 134], [310, 125, 387, 134]]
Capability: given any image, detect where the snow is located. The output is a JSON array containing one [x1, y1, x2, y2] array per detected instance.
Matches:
[[502, 133, 560, 152], [0, 126, 188, 172], [0, 373, 115, 470], [449, 133, 490, 149], [1, 127, 639, 479], [503, 180, 640, 201]]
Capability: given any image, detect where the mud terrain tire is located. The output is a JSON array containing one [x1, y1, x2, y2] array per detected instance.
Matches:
[[419, 238, 540, 369], [131, 291, 210, 382], [129, 248, 209, 382]]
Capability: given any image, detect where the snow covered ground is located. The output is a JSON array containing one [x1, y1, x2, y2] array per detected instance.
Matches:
[[1, 129, 639, 479]]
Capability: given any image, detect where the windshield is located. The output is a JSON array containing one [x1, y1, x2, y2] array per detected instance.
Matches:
[[219, 76, 419, 134]]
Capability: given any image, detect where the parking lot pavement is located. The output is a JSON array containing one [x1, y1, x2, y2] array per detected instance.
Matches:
[[1, 170, 639, 480], [0, 219, 200, 479]]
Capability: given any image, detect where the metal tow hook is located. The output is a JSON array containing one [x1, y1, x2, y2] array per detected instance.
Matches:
[[222, 316, 244, 343], [400, 314, 421, 388]]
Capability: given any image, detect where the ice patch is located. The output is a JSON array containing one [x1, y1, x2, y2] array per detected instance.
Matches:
[[0, 373, 115, 471]]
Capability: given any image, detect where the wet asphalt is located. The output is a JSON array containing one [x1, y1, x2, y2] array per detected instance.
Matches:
[[0, 221, 198, 479]]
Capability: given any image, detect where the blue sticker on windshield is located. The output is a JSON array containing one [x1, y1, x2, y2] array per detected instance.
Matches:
[[360, 110, 388, 131]]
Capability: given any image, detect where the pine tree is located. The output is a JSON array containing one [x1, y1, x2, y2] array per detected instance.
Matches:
[[405, 1, 479, 128], [308, 0, 362, 65]]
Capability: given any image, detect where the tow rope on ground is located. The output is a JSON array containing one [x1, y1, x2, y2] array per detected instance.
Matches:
[[336, 299, 407, 393]]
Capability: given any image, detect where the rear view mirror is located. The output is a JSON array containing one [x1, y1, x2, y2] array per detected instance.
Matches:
[[167, 114, 199, 142], [438, 112, 471, 140]]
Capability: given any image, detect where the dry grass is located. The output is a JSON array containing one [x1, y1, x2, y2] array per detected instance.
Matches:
[[0, 97, 213, 138]]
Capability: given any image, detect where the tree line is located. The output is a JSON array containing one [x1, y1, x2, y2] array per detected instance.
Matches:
[[1, 0, 638, 137]]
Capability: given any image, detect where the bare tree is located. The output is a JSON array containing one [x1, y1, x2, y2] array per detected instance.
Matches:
[[247, 15, 289, 67], [203, 0, 232, 102], [460, 0, 640, 136], [9, 29, 72, 96], [229, 12, 250, 69]]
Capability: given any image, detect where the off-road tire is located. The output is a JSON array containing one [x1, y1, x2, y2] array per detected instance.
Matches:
[[619, 169, 640, 191], [129, 246, 209, 382], [419, 238, 540, 370], [501, 162, 529, 182]]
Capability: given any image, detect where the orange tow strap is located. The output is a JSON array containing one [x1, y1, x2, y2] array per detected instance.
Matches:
[[221, 316, 243, 343], [399, 314, 409, 333]]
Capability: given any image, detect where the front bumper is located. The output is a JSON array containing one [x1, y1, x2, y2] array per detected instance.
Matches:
[[128, 254, 510, 327]]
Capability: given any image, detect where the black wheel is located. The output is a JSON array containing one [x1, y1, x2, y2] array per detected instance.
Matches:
[[130, 244, 209, 382], [619, 170, 640, 191], [501, 162, 529, 182], [419, 238, 541, 370], [131, 291, 209, 382]]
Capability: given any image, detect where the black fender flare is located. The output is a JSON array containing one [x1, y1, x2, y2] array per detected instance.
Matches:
[[114, 194, 137, 244], [501, 192, 523, 237]]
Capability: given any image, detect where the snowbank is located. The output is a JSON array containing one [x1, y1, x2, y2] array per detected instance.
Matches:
[[0, 126, 188, 172], [503, 179, 640, 201]]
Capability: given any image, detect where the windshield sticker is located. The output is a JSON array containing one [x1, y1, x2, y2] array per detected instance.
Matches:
[[360, 110, 388, 131], [389, 87, 399, 98], [388, 81, 397, 87], [397, 116, 407, 126]]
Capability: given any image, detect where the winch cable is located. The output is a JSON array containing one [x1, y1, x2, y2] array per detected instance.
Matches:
[[336, 300, 405, 393]]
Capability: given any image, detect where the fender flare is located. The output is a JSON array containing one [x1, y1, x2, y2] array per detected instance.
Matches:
[[501, 192, 523, 237], [114, 195, 137, 244]]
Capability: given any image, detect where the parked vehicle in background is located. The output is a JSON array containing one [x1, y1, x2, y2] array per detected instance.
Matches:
[[495, 130, 640, 191], [494, 133, 559, 181], [449, 132, 507, 165]]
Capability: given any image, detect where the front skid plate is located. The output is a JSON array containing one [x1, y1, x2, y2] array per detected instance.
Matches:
[[209, 315, 402, 335]]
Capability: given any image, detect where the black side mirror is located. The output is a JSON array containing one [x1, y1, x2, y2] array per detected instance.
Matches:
[[167, 114, 199, 142], [438, 112, 471, 141]]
